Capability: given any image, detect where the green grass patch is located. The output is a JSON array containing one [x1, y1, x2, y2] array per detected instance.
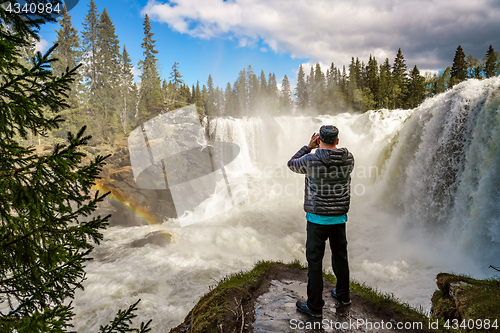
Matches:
[[323, 273, 432, 325], [433, 273, 500, 332], [186, 261, 285, 332]]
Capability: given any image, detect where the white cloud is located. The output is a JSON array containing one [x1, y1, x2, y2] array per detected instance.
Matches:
[[132, 65, 142, 79], [143, 0, 500, 71], [260, 47, 267, 52], [299, 62, 331, 75], [238, 37, 248, 47], [35, 39, 49, 53]]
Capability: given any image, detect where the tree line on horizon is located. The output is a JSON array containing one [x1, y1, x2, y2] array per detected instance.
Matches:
[[24, 0, 500, 145]]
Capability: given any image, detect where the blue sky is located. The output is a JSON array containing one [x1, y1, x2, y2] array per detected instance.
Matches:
[[37, 0, 307, 89], [37, 0, 500, 89]]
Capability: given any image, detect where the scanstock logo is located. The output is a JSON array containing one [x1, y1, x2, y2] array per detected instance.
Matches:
[[128, 105, 248, 227]]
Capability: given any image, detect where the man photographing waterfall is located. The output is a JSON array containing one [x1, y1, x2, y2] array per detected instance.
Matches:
[[287, 125, 355, 318]]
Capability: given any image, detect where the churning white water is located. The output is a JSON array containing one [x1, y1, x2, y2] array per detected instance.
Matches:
[[72, 77, 500, 331]]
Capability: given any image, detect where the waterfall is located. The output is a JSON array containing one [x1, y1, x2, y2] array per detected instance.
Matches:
[[71, 77, 500, 332], [375, 77, 500, 261]]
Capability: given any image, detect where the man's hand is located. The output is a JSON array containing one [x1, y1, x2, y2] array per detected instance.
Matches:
[[308, 133, 320, 149]]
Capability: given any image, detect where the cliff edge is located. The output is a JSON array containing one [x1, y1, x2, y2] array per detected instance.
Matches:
[[169, 261, 440, 333], [431, 272, 500, 332]]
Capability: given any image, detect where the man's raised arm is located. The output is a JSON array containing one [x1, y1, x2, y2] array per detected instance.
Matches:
[[287, 133, 319, 174]]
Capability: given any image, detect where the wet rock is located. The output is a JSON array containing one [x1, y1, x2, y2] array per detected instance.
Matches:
[[253, 280, 309, 332], [430, 290, 458, 320], [430, 272, 500, 327], [129, 231, 172, 248], [95, 166, 177, 226], [170, 263, 432, 333], [90, 127, 228, 228], [85, 146, 98, 154]]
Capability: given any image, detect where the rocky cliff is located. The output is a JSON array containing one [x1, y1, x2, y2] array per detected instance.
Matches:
[[169, 262, 438, 333], [431, 273, 500, 332]]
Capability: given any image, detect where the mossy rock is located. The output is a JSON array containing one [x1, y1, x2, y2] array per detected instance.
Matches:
[[431, 272, 500, 332], [170, 261, 440, 333], [431, 290, 458, 320], [169, 261, 281, 333]]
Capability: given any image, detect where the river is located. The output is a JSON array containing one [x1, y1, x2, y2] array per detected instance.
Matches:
[[73, 77, 500, 332]]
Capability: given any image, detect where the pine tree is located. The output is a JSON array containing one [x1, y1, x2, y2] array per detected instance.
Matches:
[[355, 58, 362, 88], [366, 55, 379, 106], [348, 57, 357, 81], [138, 14, 162, 120], [167, 61, 184, 109], [0, 3, 151, 331], [189, 83, 195, 104], [450, 45, 468, 85], [306, 66, 315, 108], [361, 87, 376, 111], [295, 64, 308, 109], [313, 63, 325, 111], [120, 46, 136, 134], [268, 72, 279, 112], [325, 62, 347, 112], [201, 84, 208, 115], [326, 63, 336, 90], [406, 65, 425, 108], [224, 82, 235, 116], [246, 65, 259, 112], [194, 80, 203, 110], [340, 66, 347, 95], [179, 84, 191, 107], [280, 74, 293, 114], [252, 70, 266, 111], [169, 62, 183, 91], [392, 48, 407, 108], [259, 70, 268, 97], [81, 0, 100, 101], [484, 45, 497, 78], [94, 7, 122, 140], [206, 74, 215, 116], [347, 59, 361, 110], [378, 58, 391, 109], [80, 0, 103, 139], [234, 68, 247, 116], [51, 5, 83, 138], [356, 57, 367, 90], [13, 39, 42, 146], [325, 64, 334, 111], [215, 86, 224, 115], [52, 5, 82, 105]]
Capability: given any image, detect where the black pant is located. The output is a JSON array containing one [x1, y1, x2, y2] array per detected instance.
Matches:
[[306, 221, 350, 312]]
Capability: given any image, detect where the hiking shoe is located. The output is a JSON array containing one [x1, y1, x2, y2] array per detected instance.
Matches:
[[331, 288, 351, 305], [296, 301, 322, 318]]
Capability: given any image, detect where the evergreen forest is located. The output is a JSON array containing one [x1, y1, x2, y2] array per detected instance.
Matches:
[[23, 1, 500, 146]]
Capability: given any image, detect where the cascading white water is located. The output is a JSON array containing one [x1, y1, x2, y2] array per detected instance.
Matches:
[[72, 77, 500, 332], [375, 77, 500, 262]]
